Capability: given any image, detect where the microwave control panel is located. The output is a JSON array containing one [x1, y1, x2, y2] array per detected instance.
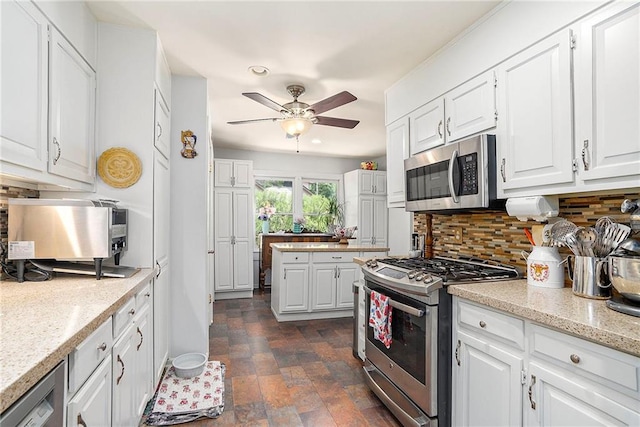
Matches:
[[460, 153, 478, 195]]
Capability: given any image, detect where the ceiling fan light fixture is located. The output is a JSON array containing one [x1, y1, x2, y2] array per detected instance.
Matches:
[[280, 117, 312, 137], [247, 65, 270, 76]]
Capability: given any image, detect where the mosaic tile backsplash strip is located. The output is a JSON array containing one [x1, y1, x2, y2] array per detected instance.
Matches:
[[414, 193, 639, 276]]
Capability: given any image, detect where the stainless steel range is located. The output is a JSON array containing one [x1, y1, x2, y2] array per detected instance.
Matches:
[[361, 256, 519, 427]]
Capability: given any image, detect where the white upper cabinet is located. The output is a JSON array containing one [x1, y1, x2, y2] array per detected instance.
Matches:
[[0, 1, 48, 173], [214, 159, 253, 188], [496, 30, 574, 196], [410, 70, 496, 156], [48, 27, 96, 184], [574, 2, 640, 186], [386, 117, 409, 208], [153, 89, 170, 159]]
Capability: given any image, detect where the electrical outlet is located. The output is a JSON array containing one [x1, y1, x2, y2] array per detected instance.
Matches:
[[454, 226, 463, 243]]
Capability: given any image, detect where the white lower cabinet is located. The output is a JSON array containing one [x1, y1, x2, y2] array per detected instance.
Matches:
[[112, 321, 137, 427], [282, 265, 310, 312], [311, 262, 357, 311], [67, 355, 112, 427], [452, 297, 640, 427]]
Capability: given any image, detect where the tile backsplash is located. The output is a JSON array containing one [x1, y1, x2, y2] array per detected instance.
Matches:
[[414, 193, 638, 273]]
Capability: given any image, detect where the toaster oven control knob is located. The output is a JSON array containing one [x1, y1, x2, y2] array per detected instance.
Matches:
[[407, 271, 417, 280]]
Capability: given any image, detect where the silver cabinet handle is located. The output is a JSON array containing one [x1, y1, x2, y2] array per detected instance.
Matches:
[[156, 260, 161, 279], [570, 354, 580, 364], [156, 123, 163, 139], [145, 292, 151, 298], [479, 320, 486, 328], [116, 354, 125, 385], [448, 149, 459, 203], [337, 267, 341, 278], [284, 269, 287, 280], [331, 256, 343, 259], [581, 139, 590, 170], [136, 326, 143, 351], [455, 339, 461, 366], [77, 413, 87, 427], [437, 120, 443, 138], [528, 374, 537, 410], [230, 176, 236, 186], [52, 137, 61, 165], [97, 342, 107, 352], [208, 250, 215, 254], [128, 308, 136, 316], [446, 117, 451, 136], [500, 158, 506, 182]]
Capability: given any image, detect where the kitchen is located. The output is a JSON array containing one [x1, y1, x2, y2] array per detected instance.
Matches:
[[1, 1, 640, 426]]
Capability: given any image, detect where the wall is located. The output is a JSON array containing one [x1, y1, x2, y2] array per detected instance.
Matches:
[[169, 75, 209, 356], [413, 193, 638, 276]]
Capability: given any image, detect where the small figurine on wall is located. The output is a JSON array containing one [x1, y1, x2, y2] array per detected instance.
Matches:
[[181, 130, 198, 158]]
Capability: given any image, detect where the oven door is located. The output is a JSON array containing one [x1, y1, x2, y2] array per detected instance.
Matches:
[[364, 281, 438, 418]]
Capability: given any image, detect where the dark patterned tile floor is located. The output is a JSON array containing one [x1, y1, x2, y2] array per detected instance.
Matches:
[[190, 290, 401, 426]]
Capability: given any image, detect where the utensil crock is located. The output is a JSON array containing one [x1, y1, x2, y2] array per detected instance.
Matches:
[[568, 255, 611, 299]]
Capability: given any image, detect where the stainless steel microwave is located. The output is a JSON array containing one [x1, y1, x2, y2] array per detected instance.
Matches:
[[404, 134, 503, 212]]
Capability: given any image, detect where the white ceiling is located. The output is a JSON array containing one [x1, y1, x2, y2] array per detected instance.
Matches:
[[87, 1, 501, 159]]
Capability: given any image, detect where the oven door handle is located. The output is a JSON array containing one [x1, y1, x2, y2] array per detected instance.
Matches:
[[364, 286, 425, 317], [448, 149, 459, 203]]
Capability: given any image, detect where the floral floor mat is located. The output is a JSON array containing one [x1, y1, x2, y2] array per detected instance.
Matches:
[[144, 361, 225, 425]]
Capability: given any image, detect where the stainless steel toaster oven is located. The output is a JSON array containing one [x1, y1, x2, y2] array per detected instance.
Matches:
[[8, 199, 127, 281]]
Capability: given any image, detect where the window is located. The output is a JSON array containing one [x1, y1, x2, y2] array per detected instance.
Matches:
[[302, 179, 338, 232], [254, 179, 293, 238]]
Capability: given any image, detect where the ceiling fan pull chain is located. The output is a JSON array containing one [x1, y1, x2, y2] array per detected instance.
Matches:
[[296, 135, 300, 153]]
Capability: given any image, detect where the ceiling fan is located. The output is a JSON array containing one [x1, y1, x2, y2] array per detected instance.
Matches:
[[227, 84, 360, 139]]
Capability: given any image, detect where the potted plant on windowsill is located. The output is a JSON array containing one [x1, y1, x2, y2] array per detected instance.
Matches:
[[293, 216, 305, 234], [258, 204, 275, 234], [326, 197, 345, 234]]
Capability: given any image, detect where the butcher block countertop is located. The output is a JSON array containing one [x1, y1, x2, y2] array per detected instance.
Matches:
[[450, 280, 640, 358], [0, 269, 154, 413], [271, 242, 390, 252]]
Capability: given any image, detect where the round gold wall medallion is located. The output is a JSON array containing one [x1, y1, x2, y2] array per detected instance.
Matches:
[[97, 147, 142, 188]]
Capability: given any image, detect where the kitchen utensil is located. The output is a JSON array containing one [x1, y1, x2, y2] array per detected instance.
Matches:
[[563, 230, 582, 256], [608, 255, 640, 302], [522, 246, 567, 288], [550, 219, 578, 247], [568, 256, 611, 299], [576, 227, 597, 257], [615, 238, 640, 256], [524, 228, 536, 246]]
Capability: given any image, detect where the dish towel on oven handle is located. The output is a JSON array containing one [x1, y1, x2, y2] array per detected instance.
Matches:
[[369, 290, 393, 349]]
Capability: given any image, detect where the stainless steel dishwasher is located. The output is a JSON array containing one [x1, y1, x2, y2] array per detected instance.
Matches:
[[0, 361, 65, 427]]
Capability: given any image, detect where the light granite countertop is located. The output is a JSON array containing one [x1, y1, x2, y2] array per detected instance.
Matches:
[[449, 280, 640, 357], [271, 242, 390, 252], [0, 269, 154, 413]]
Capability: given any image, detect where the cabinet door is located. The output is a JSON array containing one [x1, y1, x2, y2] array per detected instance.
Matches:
[[311, 265, 337, 310], [214, 159, 234, 187], [0, 1, 48, 173], [358, 196, 375, 245], [373, 171, 387, 195], [48, 27, 96, 184], [445, 70, 496, 142], [454, 330, 524, 427], [112, 324, 137, 427], [574, 2, 640, 183], [153, 266, 169, 384], [359, 170, 375, 194], [336, 265, 357, 308], [154, 89, 171, 159], [496, 31, 574, 194], [281, 265, 309, 312], [233, 160, 253, 187], [134, 304, 152, 419], [386, 117, 409, 207], [214, 160, 253, 187], [67, 355, 112, 427], [214, 189, 234, 291], [154, 151, 171, 269], [232, 190, 253, 290], [526, 361, 640, 426], [372, 196, 388, 247], [410, 98, 445, 155]]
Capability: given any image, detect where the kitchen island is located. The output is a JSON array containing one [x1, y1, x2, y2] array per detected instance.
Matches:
[[270, 242, 388, 321], [0, 269, 154, 413]]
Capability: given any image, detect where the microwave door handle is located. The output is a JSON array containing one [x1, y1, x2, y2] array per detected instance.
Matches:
[[448, 149, 459, 203]]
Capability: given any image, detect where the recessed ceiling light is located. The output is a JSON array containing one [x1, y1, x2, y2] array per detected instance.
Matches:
[[248, 65, 269, 76], [311, 139, 322, 144]]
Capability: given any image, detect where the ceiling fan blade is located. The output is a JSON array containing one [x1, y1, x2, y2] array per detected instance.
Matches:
[[309, 91, 357, 115], [242, 92, 288, 113], [314, 116, 360, 129], [227, 118, 279, 125]]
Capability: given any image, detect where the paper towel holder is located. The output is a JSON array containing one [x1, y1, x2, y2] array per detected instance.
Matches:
[[506, 196, 559, 222]]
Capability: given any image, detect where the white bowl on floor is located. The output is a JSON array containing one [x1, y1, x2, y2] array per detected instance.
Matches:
[[172, 353, 207, 378]]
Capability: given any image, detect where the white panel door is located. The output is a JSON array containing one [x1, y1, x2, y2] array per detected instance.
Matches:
[[0, 0, 48, 172], [358, 196, 374, 245], [336, 265, 357, 309], [575, 2, 640, 183], [359, 170, 375, 194], [386, 117, 409, 207], [233, 160, 253, 188], [373, 171, 387, 195], [445, 70, 496, 142], [134, 304, 152, 418], [48, 27, 96, 184], [232, 190, 252, 290], [496, 30, 574, 193], [410, 98, 445, 155], [281, 265, 309, 312], [153, 265, 169, 384], [526, 361, 640, 426], [154, 89, 170, 160], [454, 330, 524, 427], [372, 196, 388, 247], [214, 159, 234, 187], [112, 324, 137, 427], [311, 265, 337, 310], [67, 356, 112, 427], [214, 190, 233, 291]]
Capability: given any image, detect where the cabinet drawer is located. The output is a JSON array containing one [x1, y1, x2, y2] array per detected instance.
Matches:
[[136, 282, 152, 311], [281, 252, 309, 263], [530, 324, 640, 394], [313, 252, 351, 263], [68, 317, 113, 394], [457, 300, 524, 349], [113, 297, 136, 339]]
